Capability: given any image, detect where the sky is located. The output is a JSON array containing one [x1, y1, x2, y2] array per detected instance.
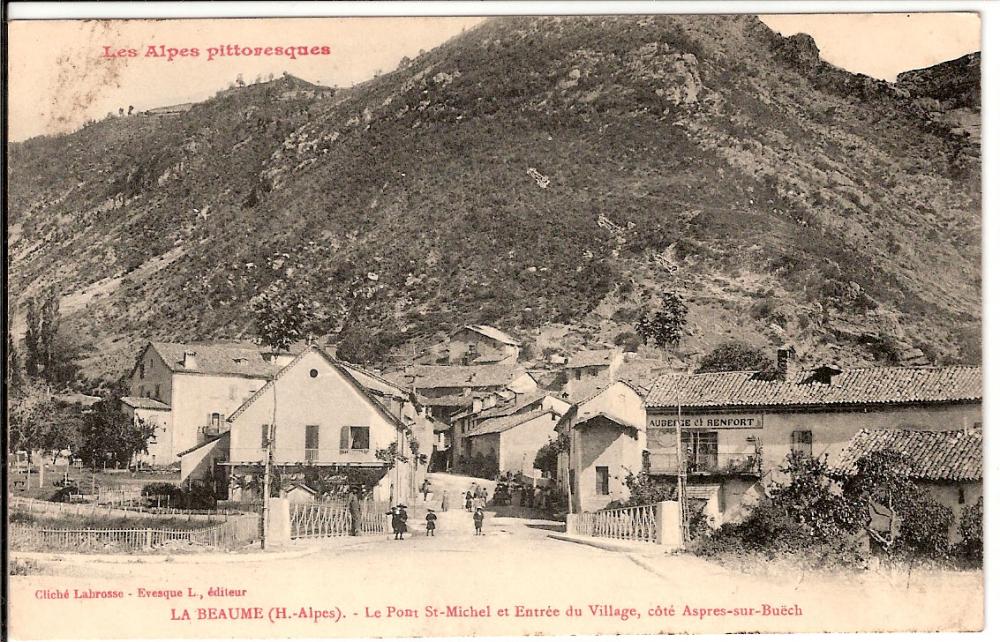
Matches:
[[7, 13, 981, 141]]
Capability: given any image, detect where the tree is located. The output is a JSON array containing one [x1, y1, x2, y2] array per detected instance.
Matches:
[[21, 289, 69, 383], [697, 341, 774, 373], [840, 450, 953, 558], [7, 326, 22, 391], [8, 378, 53, 454], [635, 291, 687, 348], [79, 398, 156, 469], [24, 298, 41, 377], [251, 288, 320, 351], [533, 434, 569, 477]]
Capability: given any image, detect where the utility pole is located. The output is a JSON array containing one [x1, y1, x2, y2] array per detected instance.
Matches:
[[260, 380, 277, 550], [675, 403, 688, 550]]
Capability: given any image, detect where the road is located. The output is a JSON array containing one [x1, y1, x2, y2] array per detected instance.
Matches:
[[8, 474, 984, 637]]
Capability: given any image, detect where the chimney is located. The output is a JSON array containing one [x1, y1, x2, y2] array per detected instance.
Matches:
[[811, 364, 843, 385], [776, 346, 795, 381], [182, 351, 198, 369]]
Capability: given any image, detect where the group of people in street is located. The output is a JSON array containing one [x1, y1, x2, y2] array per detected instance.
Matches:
[[464, 484, 488, 511]]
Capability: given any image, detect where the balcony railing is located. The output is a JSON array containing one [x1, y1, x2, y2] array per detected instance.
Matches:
[[200, 424, 223, 437], [646, 451, 762, 476]]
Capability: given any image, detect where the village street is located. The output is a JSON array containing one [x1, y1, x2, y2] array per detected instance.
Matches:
[[9, 473, 983, 638]]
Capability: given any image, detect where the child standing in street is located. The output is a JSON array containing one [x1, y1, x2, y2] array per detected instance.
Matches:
[[425, 508, 437, 537], [473, 507, 484, 536]]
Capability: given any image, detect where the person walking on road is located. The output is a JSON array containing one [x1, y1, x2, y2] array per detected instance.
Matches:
[[388, 504, 409, 540], [425, 508, 437, 537], [465, 490, 473, 511], [473, 507, 485, 536], [420, 479, 431, 502], [441, 490, 450, 512], [348, 488, 361, 536]]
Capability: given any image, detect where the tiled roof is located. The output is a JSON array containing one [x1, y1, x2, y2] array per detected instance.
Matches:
[[416, 393, 476, 407], [149, 341, 276, 378], [833, 428, 982, 481], [120, 396, 171, 411], [457, 325, 521, 347], [466, 409, 553, 437], [645, 366, 981, 410], [227, 346, 407, 431], [567, 349, 620, 369], [341, 363, 411, 400], [476, 391, 549, 420], [386, 364, 527, 390]]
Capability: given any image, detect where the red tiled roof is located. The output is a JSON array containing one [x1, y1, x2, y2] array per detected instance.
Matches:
[[645, 366, 981, 410], [833, 428, 982, 482]]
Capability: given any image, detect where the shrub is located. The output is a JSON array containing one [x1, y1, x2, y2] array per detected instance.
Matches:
[[613, 330, 642, 352], [696, 341, 774, 373], [958, 496, 983, 564]]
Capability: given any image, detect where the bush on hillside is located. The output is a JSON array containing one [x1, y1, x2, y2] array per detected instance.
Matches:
[[696, 341, 774, 373]]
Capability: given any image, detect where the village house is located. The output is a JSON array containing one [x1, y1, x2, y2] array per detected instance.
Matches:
[[555, 381, 648, 513], [447, 324, 521, 365], [123, 341, 276, 466], [563, 348, 624, 400], [179, 345, 422, 504], [457, 390, 571, 477], [464, 408, 564, 479], [832, 427, 982, 542], [385, 363, 539, 469], [643, 350, 982, 525]]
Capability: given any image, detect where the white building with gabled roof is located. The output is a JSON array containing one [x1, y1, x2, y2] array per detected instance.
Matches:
[[180, 345, 420, 504], [125, 341, 276, 466]]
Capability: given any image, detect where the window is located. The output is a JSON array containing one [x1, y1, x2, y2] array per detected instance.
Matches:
[[791, 430, 813, 457], [154, 384, 161, 399], [229, 385, 236, 400], [138, 362, 145, 379], [305, 425, 319, 462], [958, 487, 966, 505], [309, 369, 319, 378], [211, 413, 222, 428], [261, 424, 270, 449], [681, 431, 719, 472], [595, 466, 610, 496], [340, 426, 370, 452]]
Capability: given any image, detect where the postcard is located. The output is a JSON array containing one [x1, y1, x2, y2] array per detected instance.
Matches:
[[5, 5, 984, 639]]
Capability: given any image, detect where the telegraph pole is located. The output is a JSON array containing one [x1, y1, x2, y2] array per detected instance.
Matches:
[[676, 402, 688, 549], [260, 379, 277, 550]]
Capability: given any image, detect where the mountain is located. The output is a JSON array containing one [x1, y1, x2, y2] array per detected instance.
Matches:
[[6, 15, 981, 381]]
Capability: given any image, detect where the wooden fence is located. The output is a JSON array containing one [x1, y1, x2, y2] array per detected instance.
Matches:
[[566, 503, 659, 544], [9, 514, 259, 552], [290, 500, 388, 539]]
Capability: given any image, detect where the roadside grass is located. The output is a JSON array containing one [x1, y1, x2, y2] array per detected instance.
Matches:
[[9, 508, 210, 532]]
